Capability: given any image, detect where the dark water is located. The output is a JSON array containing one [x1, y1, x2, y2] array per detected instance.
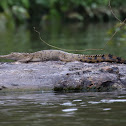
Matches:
[[0, 91, 126, 126], [0, 22, 126, 59]]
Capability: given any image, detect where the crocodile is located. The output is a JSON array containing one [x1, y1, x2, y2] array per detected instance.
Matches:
[[0, 50, 126, 64]]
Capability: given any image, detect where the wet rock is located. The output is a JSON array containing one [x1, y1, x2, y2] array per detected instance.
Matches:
[[0, 61, 126, 91]]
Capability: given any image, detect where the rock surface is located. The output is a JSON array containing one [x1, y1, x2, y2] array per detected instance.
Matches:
[[0, 61, 126, 91]]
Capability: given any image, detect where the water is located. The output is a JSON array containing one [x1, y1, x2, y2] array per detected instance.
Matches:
[[0, 22, 126, 59], [0, 91, 126, 126]]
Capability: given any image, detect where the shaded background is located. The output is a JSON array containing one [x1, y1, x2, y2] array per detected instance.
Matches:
[[0, 0, 126, 58]]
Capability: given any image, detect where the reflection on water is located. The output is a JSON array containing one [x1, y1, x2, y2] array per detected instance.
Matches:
[[0, 22, 126, 60], [0, 91, 126, 126]]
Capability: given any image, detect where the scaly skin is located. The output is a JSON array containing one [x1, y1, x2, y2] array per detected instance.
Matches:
[[0, 50, 126, 63]]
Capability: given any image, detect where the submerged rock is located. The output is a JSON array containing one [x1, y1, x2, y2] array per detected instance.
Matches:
[[0, 61, 126, 91]]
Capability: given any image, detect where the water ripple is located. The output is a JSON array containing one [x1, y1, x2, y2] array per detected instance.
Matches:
[[62, 108, 78, 112], [89, 99, 126, 104]]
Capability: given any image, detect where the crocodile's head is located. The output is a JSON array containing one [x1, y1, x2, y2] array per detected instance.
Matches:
[[0, 52, 30, 61]]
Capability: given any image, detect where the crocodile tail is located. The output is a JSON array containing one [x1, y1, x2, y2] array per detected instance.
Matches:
[[106, 54, 126, 64], [79, 54, 126, 64]]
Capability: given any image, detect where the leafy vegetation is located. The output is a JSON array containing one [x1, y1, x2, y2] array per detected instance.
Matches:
[[108, 22, 126, 46], [0, 0, 126, 25]]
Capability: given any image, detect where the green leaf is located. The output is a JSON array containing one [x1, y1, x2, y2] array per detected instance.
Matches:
[[0, 0, 9, 10], [21, 0, 29, 8]]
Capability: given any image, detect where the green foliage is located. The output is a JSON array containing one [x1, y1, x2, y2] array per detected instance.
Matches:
[[108, 23, 126, 41], [0, 0, 126, 24], [0, 0, 29, 25], [0, 0, 30, 9]]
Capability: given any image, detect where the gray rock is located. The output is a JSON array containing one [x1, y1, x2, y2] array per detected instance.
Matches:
[[0, 61, 126, 91]]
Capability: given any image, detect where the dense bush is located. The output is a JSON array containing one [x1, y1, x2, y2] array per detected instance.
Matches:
[[0, 0, 126, 24]]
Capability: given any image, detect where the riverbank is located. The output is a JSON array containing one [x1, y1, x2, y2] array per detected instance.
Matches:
[[0, 61, 126, 92]]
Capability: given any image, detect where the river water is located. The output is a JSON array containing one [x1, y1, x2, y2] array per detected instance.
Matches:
[[0, 22, 126, 125], [0, 22, 126, 58], [0, 91, 126, 126]]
